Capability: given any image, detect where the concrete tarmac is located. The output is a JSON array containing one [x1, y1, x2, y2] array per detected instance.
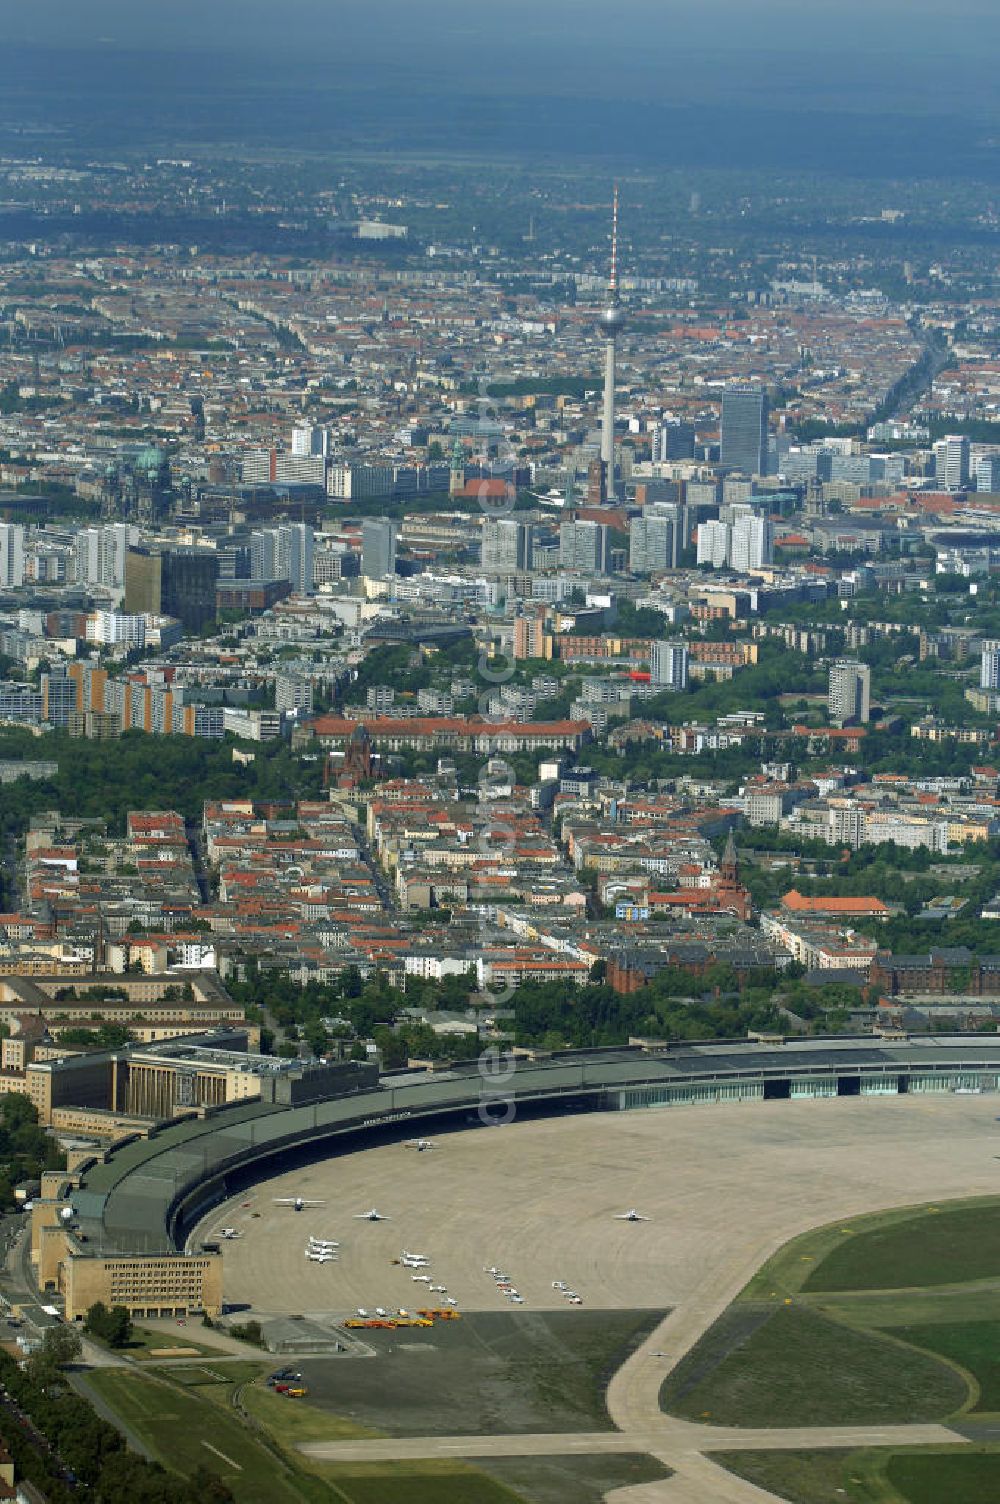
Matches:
[[195, 1094, 999, 1502]]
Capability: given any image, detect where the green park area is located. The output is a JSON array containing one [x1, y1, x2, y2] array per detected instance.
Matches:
[[710, 1447, 1000, 1504], [667, 1197, 1000, 1502], [82, 1365, 317, 1504]]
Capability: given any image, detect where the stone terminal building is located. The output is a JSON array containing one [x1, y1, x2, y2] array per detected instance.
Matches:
[[28, 1033, 1000, 1326]]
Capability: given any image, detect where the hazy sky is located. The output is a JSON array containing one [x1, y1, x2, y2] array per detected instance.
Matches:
[[3, 0, 999, 58], [3, 0, 999, 174]]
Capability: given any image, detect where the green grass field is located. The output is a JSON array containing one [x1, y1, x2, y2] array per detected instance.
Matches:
[[887, 1449, 1000, 1503], [886, 1322, 1000, 1414], [709, 1448, 884, 1502], [90, 1324, 222, 1360], [318, 1461, 522, 1503], [742, 1199, 1000, 1303], [475, 1453, 672, 1504], [242, 1383, 379, 1445], [803, 1203, 1000, 1294], [302, 1310, 664, 1438], [85, 1323, 222, 1359], [712, 1443, 1000, 1504], [685, 1200, 1000, 1497], [85, 1317, 671, 1504], [714, 1447, 1000, 1503], [85, 1368, 317, 1504], [167, 1361, 270, 1388], [315, 1457, 673, 1504], [809, 1287, 1000, 1331], [660, 1305, 967, 1427]]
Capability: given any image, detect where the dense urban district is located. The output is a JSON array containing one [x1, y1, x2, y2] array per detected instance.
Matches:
[[2, 149, 1000, 1502]]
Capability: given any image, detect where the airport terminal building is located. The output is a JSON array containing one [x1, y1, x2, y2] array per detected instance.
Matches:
[[29, 1032, 1000, 1322]]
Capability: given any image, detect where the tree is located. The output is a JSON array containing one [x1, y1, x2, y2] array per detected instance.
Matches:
[[304, 1021, 328, 1058], [373, 1025, 407, 1069], [30, 1323, 82, 1378], [85, 1301, 132, 1348], [229, 1319, 263, 1347], [84, 1300, 111, 1338]]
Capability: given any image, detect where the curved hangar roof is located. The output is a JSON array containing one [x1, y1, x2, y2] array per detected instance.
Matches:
[[68, 1035, 1000, 1255]]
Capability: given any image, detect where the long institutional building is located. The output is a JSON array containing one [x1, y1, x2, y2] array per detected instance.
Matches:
[[0, 970, 254, 1131], [27, 1030, 1000, 1323]]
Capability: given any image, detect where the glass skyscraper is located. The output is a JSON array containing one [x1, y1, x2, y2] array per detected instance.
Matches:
[[720, 386, 769, 476]]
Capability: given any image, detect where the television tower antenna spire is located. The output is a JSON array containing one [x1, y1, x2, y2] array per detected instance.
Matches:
[[610, 184, 619, 297], [599, 185, 626, 483]]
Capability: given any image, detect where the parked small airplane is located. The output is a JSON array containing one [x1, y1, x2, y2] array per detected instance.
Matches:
[[354, 1208, 389, 1221], [614, 1209, 649, 1222], [404, 1139, 436, 1151], [308, 1236, 340, 1249], [412, 1273, 432, 1283], [215, 1228, 241, 1240], [305, 1249, 335, 1263], [401, 1249, 428, 1262], [274, 1196, 325, 1212]]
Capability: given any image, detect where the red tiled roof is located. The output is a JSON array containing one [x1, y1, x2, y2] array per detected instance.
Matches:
[[782, 890, 888, 916]]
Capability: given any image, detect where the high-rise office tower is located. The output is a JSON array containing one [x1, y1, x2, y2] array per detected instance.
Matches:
[[291, 424, 331, 457], [630, 510, 677, 574], [251, 523, 315, 594], [599, 188, 626, 483], [0, 524, 25, 589], [513, 610, 550, 661], [975, 455, 1000, 493], [729, 515, 774, 572], [652, 421, 695, 462], [41, 667, 78, 728], [481, 518, 532, 575], [559, 520, 609, 575], [721, 386, 769, 476], [696, 520, 729, 568], [936, 434, 970, 491], [828, 660, 871, 726], [361, 518, 398, 580], [124, 546, 219, 632], [77, 525, 136, 590], [279, 523, 314, 594], [981, 641, 1000, 690], [650, 640, 689, 690]]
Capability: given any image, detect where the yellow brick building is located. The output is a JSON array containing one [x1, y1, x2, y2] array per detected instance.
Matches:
[[34, 1216, 223, 1323]]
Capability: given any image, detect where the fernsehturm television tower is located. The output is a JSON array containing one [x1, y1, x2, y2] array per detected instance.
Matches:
[[599, 186, 626, 482]]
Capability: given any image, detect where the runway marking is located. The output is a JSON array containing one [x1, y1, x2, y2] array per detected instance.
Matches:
[[202, 1442, 242, 1470]]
